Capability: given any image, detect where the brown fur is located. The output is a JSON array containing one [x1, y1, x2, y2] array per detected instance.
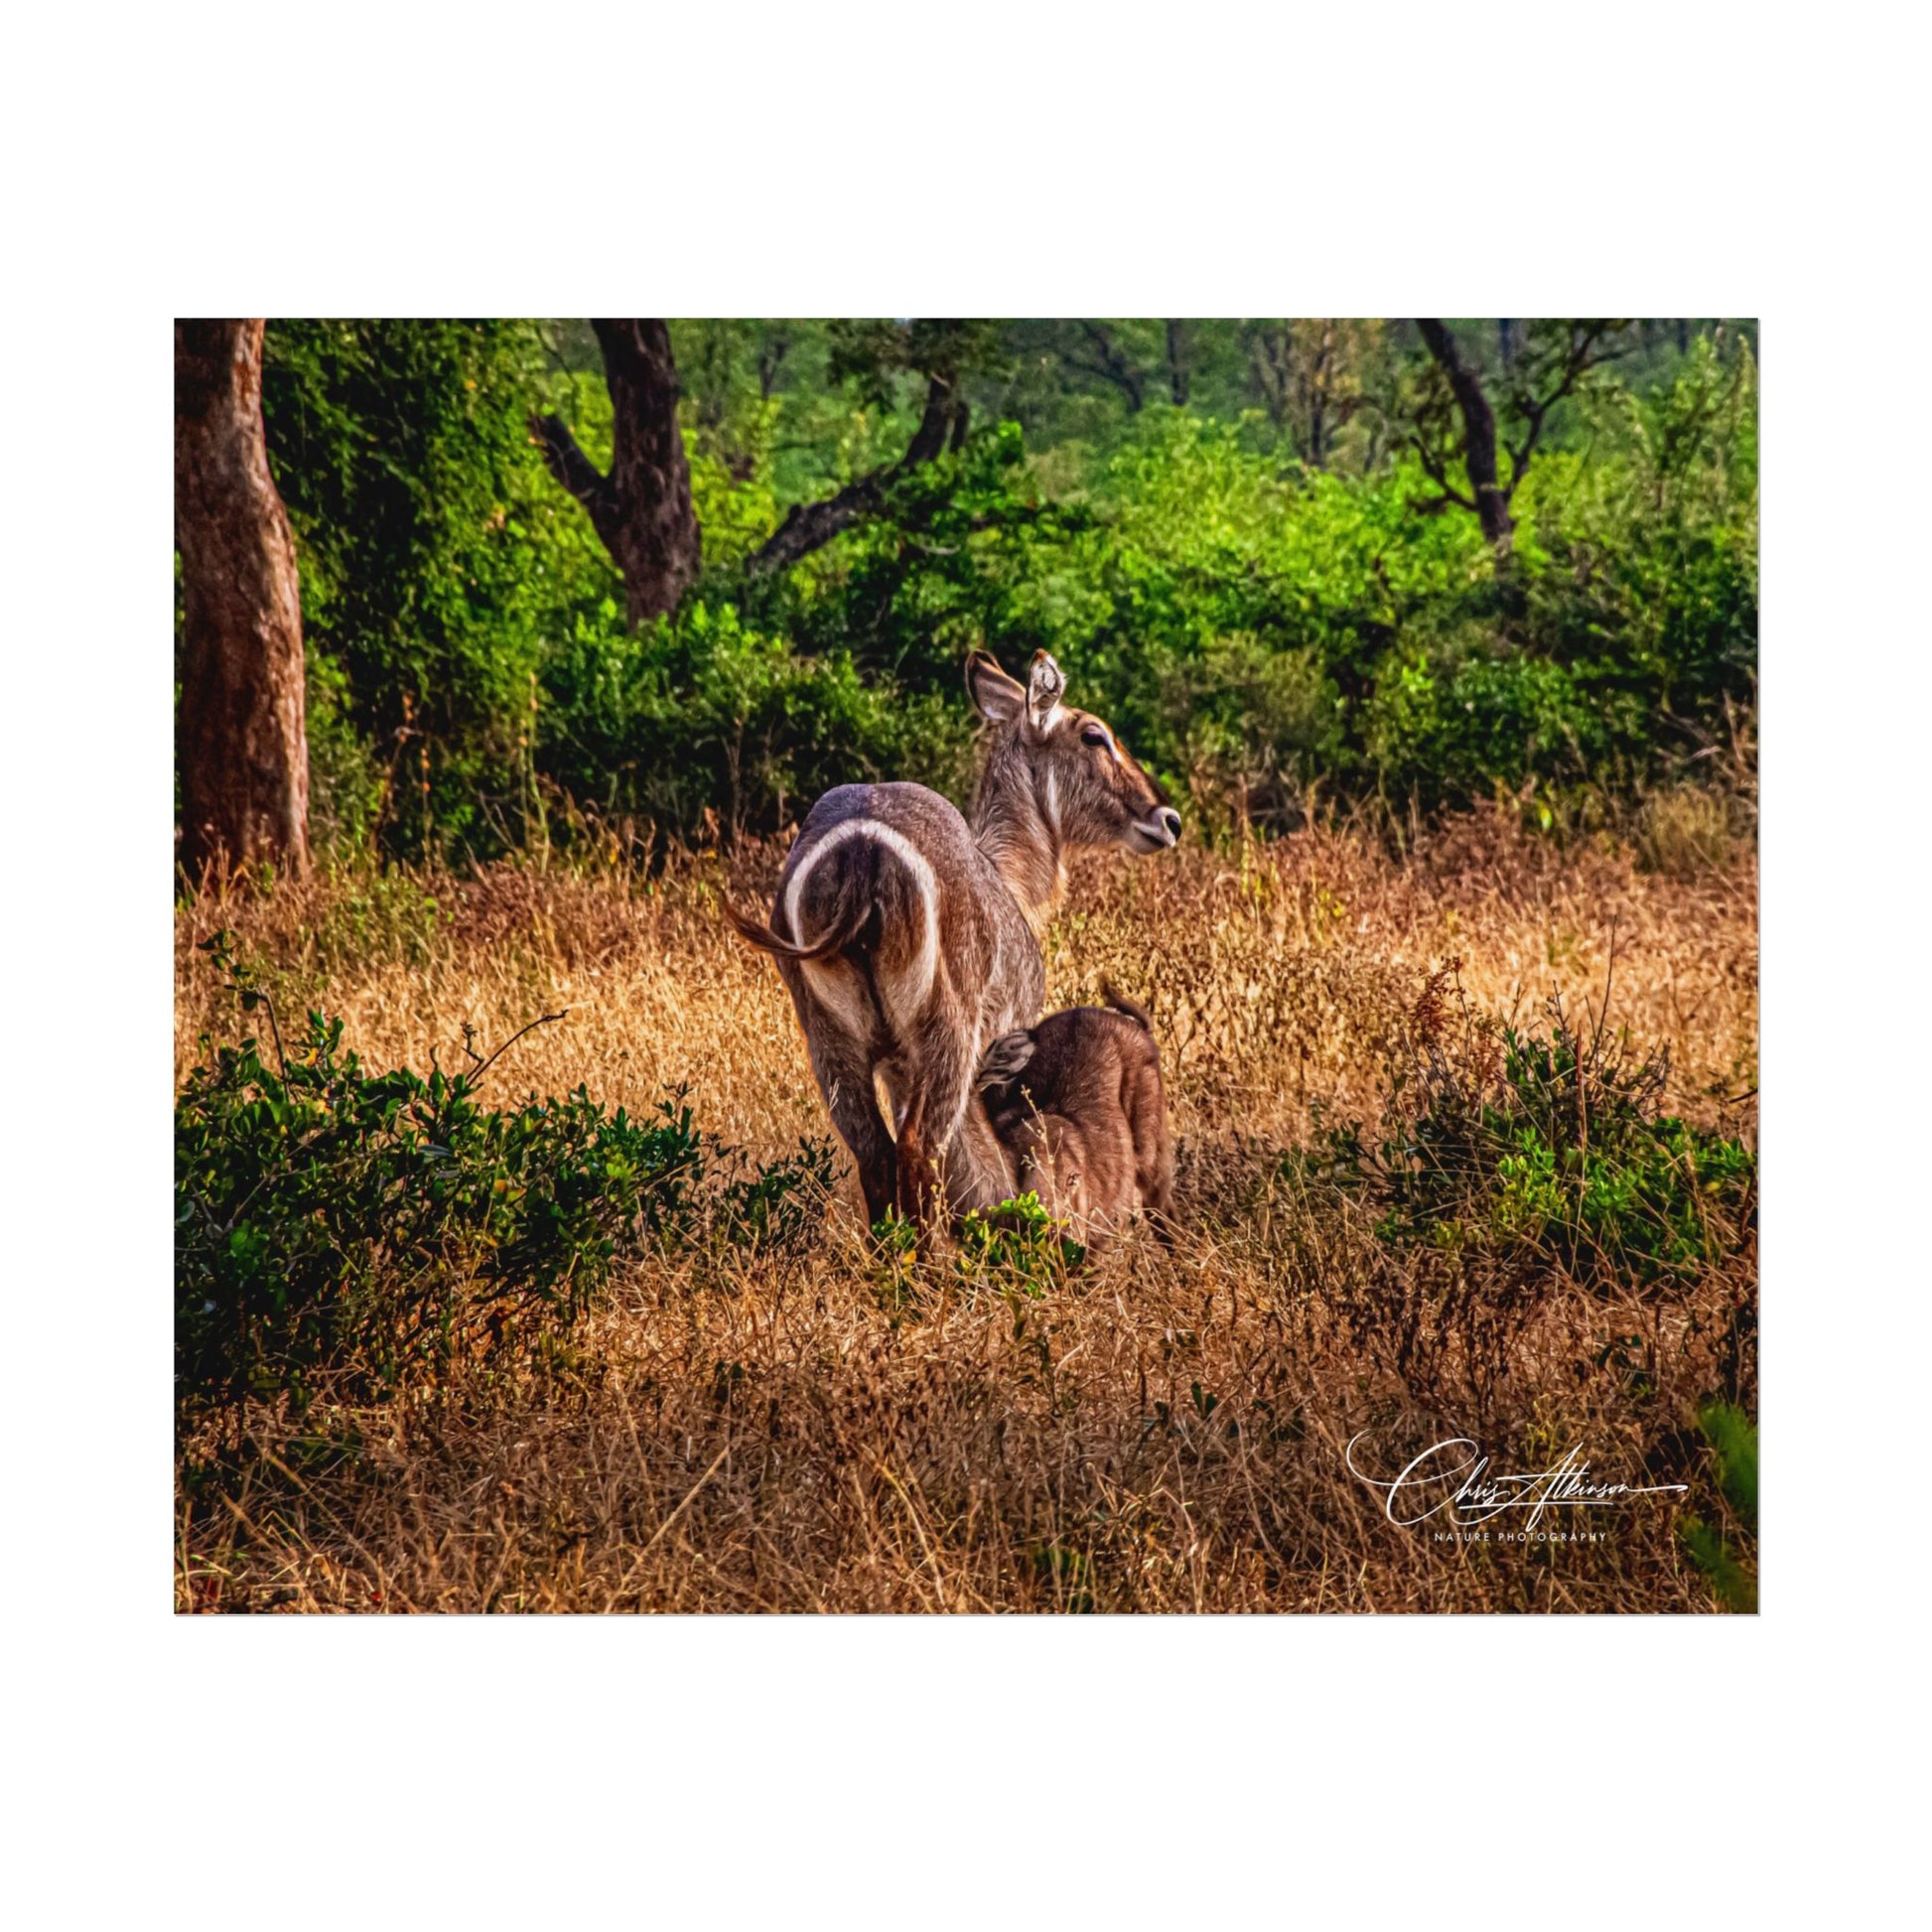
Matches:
[[726, 652, 1178, 1241], [977, 987, 1175, 1256]]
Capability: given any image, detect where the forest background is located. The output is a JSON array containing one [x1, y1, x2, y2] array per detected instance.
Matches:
[[176, 317, 1757, 875]]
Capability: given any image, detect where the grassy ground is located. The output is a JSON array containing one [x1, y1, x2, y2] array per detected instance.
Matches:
[[174, 807, 1757, 1611]]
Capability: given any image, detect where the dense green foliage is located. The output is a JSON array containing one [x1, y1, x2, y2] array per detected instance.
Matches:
[[1303, 970, 1755, 1292], [1681, 1401, 1758, 1611], [244, 319, 1756, 861], [175, 935, 832, 1411]]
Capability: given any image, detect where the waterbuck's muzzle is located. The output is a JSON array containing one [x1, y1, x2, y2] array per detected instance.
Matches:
[[1130, 806, 1182, 851]]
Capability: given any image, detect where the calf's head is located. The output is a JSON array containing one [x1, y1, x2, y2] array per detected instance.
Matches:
[[976, 1029, 1040, 1143]]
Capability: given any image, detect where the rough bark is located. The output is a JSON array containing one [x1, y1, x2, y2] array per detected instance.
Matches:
[[1417, 318, 1514, 552], [746, 371, 965, 576], [531, 319, 701, 627], [175, 318, 311, 882]]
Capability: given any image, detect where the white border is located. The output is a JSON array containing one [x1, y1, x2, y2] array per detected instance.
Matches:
[[6, 1, 1926, 1921]]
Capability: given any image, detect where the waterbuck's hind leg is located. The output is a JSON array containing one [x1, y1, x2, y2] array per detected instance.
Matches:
[[893, 1016, 980, 1239], [800, 1012, 897, 1229]]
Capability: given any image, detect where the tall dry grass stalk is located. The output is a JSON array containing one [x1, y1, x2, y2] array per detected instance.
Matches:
[[176, 808, 1756, 1612]]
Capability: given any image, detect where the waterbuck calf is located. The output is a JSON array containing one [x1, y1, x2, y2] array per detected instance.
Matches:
[[727, 650, 1179, 1236], [976, 989, 1175, 1256]]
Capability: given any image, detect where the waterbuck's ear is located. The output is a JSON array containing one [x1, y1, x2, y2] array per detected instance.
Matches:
[[1027, 650, 1066, 736], [966, 651, 1027, 726]]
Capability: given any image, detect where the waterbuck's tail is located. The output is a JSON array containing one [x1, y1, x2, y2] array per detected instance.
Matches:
[[1099, 981, 1153, 1032], [724, 889, 869, 962]]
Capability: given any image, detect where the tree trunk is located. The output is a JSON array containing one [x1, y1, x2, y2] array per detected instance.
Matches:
[[531, 319, 701, 627], [1417, 318, 1514, 554], [175, 319, 311, 882], [1307, 322, 1333, 467], [1165, 320, 1189, 406], [1247, 324, 1292, 430]]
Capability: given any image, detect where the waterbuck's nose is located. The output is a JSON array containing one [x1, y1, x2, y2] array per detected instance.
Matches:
[[1157, 807, 1182, 843]]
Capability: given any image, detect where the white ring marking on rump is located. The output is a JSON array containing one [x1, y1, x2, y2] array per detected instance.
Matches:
[[784, 817, 941, 1035]]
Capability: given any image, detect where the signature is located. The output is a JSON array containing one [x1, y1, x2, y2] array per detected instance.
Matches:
[[1346, 1434, 1687, 1531]]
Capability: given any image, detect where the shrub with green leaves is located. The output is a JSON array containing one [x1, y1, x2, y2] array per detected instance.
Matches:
[[1680, 1401, 1758, 1611], [538, 599, 971, 843], [955, 1192, 1086, 1296], [749, 387, 1753, 829], [261, 319, 619, 860], [1305, 972, 1754, 1292], [176, 938, 831, 1412]]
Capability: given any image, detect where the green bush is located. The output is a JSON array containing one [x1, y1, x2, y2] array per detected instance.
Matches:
[[754, 421, 1103, 696], [1305, 970, 1755, 1292], [539, 599, 973, 842], [1149, 632, 1344, 833], [956, 1191, 1085, 1295], [1680, 1401, 1758, 1611], [868, 1193, 1083, 1316], [1362, 646, 1642, 813], [175, 936, 832, 1412], [1517, 339, 1758, 723], [745, 394, 1753, 828]]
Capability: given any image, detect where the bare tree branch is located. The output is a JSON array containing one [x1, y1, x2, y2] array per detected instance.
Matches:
[[746, 373, 963, 576], [1409, 428, 1477, 511], [530, 412, 613, 520], [1247, 324, 1293, 428], [757, 334, 790, 400], [1417, 318, 1512, 550], [1503, 320, 1622, 487], [1067, 321, 1146, 412]]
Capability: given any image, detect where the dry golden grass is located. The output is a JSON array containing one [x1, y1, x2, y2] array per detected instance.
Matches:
[[1634, 784, 1740, 879], [175, 807, 1756, 1613]]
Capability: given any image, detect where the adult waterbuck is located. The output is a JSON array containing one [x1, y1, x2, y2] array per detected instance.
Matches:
[[727, 650, 1180, 1236]]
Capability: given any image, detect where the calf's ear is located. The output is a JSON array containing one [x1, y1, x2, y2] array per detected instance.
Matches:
[[977, 1031, 1036, 1091], [967, 651, 1027, 725]]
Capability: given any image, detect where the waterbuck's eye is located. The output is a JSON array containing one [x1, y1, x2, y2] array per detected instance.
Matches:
[[1080, 726, 1109, 749]]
